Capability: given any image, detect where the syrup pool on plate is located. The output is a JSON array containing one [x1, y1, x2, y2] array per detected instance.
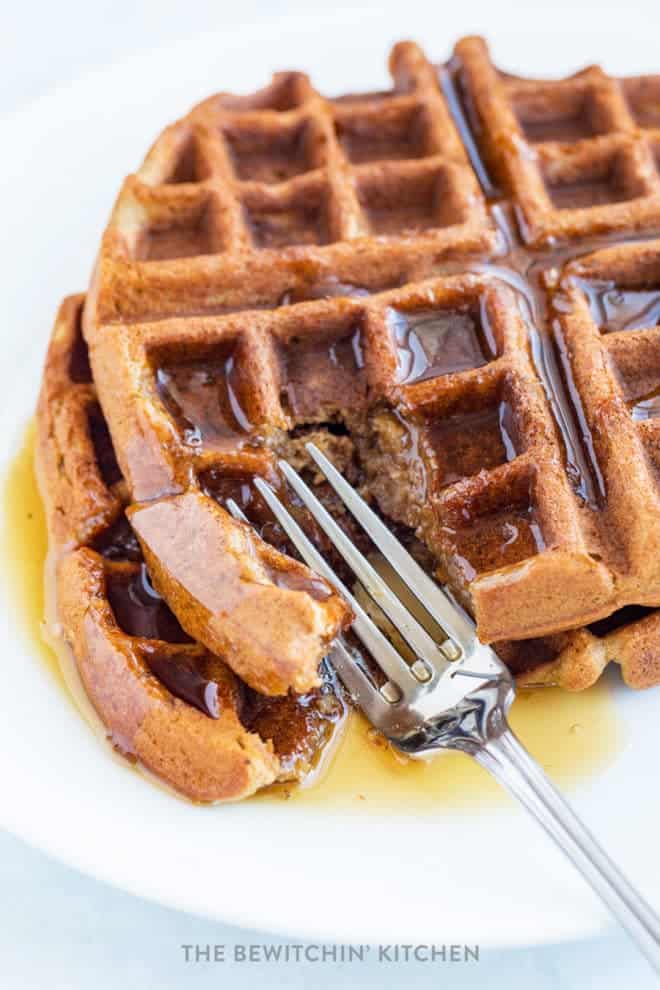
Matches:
[[4, 422, 625, 811], [2, 421, 65, 689], [266, 681, 623, 812], [261, 553, 624, 811]]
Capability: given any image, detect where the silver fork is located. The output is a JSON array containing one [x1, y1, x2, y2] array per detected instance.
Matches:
[[227, 441, 660, 972]]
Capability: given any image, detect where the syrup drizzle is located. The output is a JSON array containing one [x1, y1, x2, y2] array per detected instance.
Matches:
[[461, 262, 603, 506], [553, 321, 608, 501], [280, 325, 366, 418], [437, 65, 606, 504], [427, 402, 518, 488], [439, 61, 500, 200], [441, 56, 660, 510], [464, 205, 634, 508], [156, 351, 252, 448], [582, 284, 660, 333], [106, 563, 193, 643], [387, 303, 496, 384], [144, 650, 222, 719]]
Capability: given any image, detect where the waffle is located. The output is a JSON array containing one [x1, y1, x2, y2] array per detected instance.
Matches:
[[88, 41, 493, 326], [453, 36, 660, 246], [37, 296, 349, 801], [84, 256, 660, 645], [35, 37, 660, 800], [38, 292, 660, 720]]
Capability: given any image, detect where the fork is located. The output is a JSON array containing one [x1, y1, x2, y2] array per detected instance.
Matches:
[[227, 441, 660, 972]]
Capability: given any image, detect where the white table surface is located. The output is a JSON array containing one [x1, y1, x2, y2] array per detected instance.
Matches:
[[0, 827, 651, 989], [2, 2, 658, 986]]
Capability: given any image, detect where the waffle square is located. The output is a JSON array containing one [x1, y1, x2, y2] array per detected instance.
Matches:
[[453, 36, 660, 246]]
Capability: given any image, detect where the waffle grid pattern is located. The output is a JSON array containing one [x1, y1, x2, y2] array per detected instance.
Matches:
[[38, 297, 345, 802], [41, 293, 660, 724], [82, 39, 660, 658], [85, 260, 660, 657], [555, 241, 660, 566], [37, 294, 124, 550], [89, 42, 494, 326], [454, 36, 660, 246], [34, 38, 660, 803]]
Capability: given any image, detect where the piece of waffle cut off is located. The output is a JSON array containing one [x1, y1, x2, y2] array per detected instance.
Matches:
[[38, 297, 350, 801], [37, 38, 660, 800]]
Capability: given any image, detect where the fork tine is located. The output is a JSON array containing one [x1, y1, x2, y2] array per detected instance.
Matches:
[[229, 492, 394, 721], [327, 639, 394, 724], [253, 477, 351, 598], [304, 441, 474, 649], [276, 460, 449, 672], [226, 498, 249, 523], [253, 476, 421, 694]]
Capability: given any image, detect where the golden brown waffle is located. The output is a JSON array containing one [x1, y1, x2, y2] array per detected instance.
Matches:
[[77, 40, 660, 649], [507, 606, 660, 692], [37, 294, 123, 550], [38, 295, 660, 724], [85, 260, 660, 645], [358, 252, 660, 641], [37, 296, 348, 801], [87, 41, 494, 326], [36, 38, 660, 800], [453, 36, 660, 247]]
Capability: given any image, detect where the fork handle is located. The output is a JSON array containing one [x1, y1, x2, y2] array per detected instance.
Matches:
[[473, 724, 660, 973]]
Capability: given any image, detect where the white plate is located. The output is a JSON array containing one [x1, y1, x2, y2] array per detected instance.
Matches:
[[2, 0, 660, 949]]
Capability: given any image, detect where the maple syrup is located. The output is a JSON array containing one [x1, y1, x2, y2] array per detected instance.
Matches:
[[144, 650, 223, 719], [260, 549, 624, 810], [156, 348, 252, 448], [3, 422, 64, 689], [280, 324, 366, 418], [443, 506, 545, 586], [440, 62, 499, 200], [387, 303, 496, 384], [583, 284, 660, 333], [426, 401, 518, 489], [261, 682, 622, 812], [3, 422, 117, 751], [5, 424, 624, 811], [106, 563, 194, 643]]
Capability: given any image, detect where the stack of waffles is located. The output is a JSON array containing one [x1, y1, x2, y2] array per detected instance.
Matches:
[[36, 37, 660, 801]]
